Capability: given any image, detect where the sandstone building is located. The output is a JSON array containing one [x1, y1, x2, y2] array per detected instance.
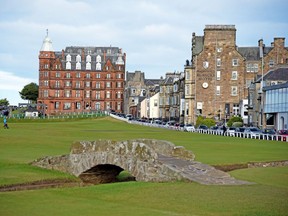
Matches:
[[184, 25, 288, 125], [38, 33, 126, 115]]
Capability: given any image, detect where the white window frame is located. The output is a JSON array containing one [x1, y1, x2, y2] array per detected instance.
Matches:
[[231, 71, 238, 80], [216, 86, 220, 95], [231, 86, 238, 96], [216, 71, 221, 80], [232, 59, 238, 66]]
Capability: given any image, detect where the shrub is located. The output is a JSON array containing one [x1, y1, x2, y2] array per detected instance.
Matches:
[[227, 116, 243, 127], [232, 121, 243, 127]]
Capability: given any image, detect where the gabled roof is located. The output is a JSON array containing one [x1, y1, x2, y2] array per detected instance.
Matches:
[[256, 67, 288, 82], [237, 47, 273, 61]]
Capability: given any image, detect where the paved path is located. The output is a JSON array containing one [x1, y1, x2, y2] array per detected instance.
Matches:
[[157, 154, 252, 185]]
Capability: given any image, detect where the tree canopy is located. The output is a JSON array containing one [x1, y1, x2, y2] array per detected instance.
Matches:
[[19, 82, 39, 103], [0, 98, 9, 106]]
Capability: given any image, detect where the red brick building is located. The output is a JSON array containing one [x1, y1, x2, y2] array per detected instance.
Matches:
[[38, 33, 126, 115]]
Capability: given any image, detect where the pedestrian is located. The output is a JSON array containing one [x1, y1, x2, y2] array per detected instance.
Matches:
[[222, 125, 226, 136], [3, 117, 9, 129]]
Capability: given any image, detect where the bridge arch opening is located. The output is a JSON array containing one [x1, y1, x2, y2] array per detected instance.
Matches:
[[79, 164, 135, 184]]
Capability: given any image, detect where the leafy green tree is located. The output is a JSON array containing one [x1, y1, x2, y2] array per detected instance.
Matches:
[[196, 116, 216, 128], [0, 98, 9, 106], [227, 116, 243, 127], [19, 82, 39, 103]]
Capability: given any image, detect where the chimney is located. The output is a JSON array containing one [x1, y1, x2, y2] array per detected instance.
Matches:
[[271, 42, 274, 47], [62, 49, 64, 60], [258, 39, 263, 47]]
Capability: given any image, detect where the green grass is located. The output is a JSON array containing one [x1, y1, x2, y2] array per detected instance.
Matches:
[[0, 117, 288, 215]]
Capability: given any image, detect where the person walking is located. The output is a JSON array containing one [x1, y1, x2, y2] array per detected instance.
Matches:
[[222, 125, 226, 136], [3, 117, 9, 129]]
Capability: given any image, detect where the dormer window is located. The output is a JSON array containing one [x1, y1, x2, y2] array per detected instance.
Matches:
[[86, 62, 91, 70], [66, 54, 71, 62], [76, 54, 81, 62], [76, 62, 81, 70], [66, 62, 71, 70], [96, 55, 101, 63], [269, 59, 274, 67], [86, 55, 91, 62], [96, 62, 101, 70]]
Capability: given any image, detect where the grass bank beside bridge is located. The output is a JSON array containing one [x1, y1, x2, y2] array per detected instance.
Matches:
[[0, 117, 287, 216]]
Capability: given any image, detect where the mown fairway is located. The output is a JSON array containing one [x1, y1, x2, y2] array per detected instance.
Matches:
[[0, 117, 288, 216]]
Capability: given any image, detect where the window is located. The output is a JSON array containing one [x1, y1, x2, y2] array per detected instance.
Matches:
[[86, 62, 91, 70], [55, 72, 60, 78], [66, 62, 71, 70], [246, 63, 251, 72], [233, 104, 239, 116], [117, 102, 121, 110], [107, 49, 111, 54], [55, 81, 60, 88], [254, 64, 258, 72], [96, 55, 101, 62], [66, 54, 71, 62], [117, 92, 121, 99], [44, 64, 49, 69], [96, 73, 101, 79], [76, 90, 81, 98], [76, 73, 81, 78], [44, 71, 49, 77], [76, 102, 81, 110], [131, 88, 136, 95], [269, 59, 274, 67], [185, 85, 189, 95], [85, 81, 90, 87], [44, 80, 49, 86], [43, 90, 48, 98], [76, 54, 81, 62], [106, 82, 111, 88], [216, 86, 220, 95], [116, 73, 121, 79], [216, 71, 221, 80], [232, 59, 238, 66], [106, 74, 111, 79], [76, 62, 81, 70], [65, 81, 71, 87], [186, 70, 190, 80], [95, 102, 101, 110], [231, 86, 238, 96], [85, 91, 90, 98], [65, 90, 70, 97], [64, 103, 71, 110], [55, 90, 60, 97], [231, 71, 238, 80], [217, 47, 222, 52], [154, 99, 158, 107], [55, 102, 60, 109], [106, 91, 110, 99], [96, 82, 100, 89], [96, 62, 101, 70], [117, 82, 122, 88], [86, 55, 91, 62], [86, 73, 91, 79], [95, 91, 100, 99], [76, 81, 81, 88], [66, 73, 71, 78], [106, 102, 110, 110], [216, 58, 221, 67]]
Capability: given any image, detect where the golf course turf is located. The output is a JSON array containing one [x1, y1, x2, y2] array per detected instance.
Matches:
[[0, 117, 287, 215]]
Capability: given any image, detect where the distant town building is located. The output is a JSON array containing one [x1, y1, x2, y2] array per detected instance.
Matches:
[[184, 25, 288, 125], [37, 32, 126, 115]]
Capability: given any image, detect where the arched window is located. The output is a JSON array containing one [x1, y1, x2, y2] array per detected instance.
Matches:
[[66, 54, 71, 62], [96, 62, 101, 70], [86, 55, 91, 62], [76, 62, 81, 70], [76, 54, 81, 62], [86, 62, 91, 70], [66, 61, 71, 70], [96, 55, 101, 63]]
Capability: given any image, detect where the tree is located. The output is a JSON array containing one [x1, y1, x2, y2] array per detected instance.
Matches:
[[19, 82, 39, 103], [0, 98, 9, 106], [227, 116, 243, 127]]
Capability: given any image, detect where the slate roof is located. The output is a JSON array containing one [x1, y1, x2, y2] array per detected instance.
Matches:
[[256, 67, 288, 82], [237, 47, 273, 61], [144, 79, 162, 86]]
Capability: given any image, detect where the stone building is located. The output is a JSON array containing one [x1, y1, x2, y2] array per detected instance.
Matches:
[[38, 33, 126, 115], [185, 25, 288, 125], [159, 72, 183, 121], [124, 71, 162, 117]]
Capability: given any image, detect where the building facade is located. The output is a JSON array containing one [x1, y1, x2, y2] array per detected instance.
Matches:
[[38, 34, 126, 115], [185, 25, 288, 125]]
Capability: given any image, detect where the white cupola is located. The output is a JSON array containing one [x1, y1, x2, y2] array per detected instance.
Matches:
[[40, 29, 54, 51]]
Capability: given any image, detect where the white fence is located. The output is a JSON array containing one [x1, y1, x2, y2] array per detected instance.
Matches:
[[110, 114, 288, 142]]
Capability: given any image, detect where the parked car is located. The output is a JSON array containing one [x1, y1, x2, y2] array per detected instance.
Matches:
[[235, 127, 246, 137], [262, 128, 276, 140], [278, 130, 288, 141], [197, 125, 209, 130], [243, 127, 263, 138], [184, 124, 195, 132], [226, 127, 236, 136]]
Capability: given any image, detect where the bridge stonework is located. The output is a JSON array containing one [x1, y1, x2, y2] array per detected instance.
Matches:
[[31, 139, 251, 185]]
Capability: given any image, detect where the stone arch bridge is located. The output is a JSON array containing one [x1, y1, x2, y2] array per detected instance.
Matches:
[[31, 139, 250, 185]]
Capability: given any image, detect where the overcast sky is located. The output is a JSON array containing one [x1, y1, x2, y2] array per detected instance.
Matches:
[[0, 0, 288, 105]]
